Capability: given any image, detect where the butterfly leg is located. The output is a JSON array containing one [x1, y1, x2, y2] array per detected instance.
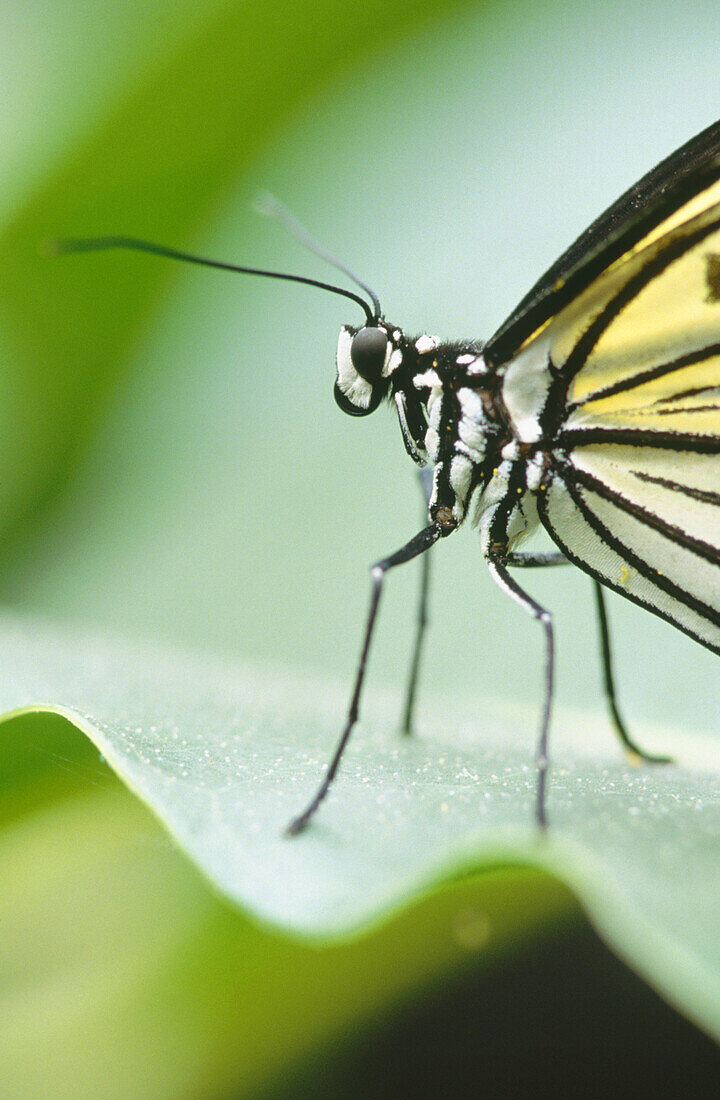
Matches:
[[287, 522, 443, 836], [593, 580, 672, 765], [506, 555, 671, 764], [401, 468, 434, 735], [487, 556, 553, 830]]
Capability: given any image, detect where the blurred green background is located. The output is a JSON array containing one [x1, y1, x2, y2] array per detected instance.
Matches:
[[2, 0, 720, 1095]]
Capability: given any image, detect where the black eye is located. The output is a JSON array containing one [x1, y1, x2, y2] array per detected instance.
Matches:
[[350, 327, 388, 384], [334, 380, 384, 417]]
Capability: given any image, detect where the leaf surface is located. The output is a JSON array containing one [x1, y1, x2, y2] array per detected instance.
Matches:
[[1, 614, 718, 1039]]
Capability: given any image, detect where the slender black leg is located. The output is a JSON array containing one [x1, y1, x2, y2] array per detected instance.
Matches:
[[487, 557, 554, 830], [401, 550, 430, 735], [593, 580, 672, 765], [402, 468, 434, 735], [507, 556, 671, 766], [287, 522, 443, 836]]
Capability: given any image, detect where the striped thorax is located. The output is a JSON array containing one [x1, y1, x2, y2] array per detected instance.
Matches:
[[334, 317, 557, 561], [334, 323, 517, 534]]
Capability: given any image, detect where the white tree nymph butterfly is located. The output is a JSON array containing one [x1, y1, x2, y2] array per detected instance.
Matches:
[[56, 117, 720, 833]]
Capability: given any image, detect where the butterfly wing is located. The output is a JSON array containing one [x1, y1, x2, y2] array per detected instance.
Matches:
[[485, 118, 720, 368], [529, 159, 720, 652]]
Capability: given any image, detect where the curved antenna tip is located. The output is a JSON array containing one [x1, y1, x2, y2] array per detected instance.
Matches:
[[254, 192, 382, 321], [41, 238, 64, 258], [252, 190, 285, 220], [45, 237, 110, 258]]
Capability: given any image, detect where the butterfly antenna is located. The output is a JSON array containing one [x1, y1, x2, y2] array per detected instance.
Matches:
[[49, 235, 376, 324], [255, 192, 382, 321]]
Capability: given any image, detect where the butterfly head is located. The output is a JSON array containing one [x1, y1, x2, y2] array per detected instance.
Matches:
[[333, 322, 398, 415], [335, 322, 440, 465]]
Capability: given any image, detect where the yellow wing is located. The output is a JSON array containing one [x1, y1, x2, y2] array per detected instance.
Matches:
[[536, 175, 720, 652]]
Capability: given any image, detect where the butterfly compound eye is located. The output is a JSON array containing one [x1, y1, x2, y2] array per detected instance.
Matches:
[[333, 379, 384, 416], [350, 326, 389, 384]]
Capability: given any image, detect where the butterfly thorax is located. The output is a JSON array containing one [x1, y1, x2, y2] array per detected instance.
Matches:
[[407, 337, 506, 530], [335, 322, 507, 532]]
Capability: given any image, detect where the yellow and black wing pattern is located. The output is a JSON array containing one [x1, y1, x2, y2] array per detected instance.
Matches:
[[532, 152, 720, 652]]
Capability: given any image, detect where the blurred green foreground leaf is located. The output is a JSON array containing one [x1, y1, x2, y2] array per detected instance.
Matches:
[[1, 706, 575, 1096]]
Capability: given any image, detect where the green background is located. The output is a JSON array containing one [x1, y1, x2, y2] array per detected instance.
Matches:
[[2, 0, 720, 1095]]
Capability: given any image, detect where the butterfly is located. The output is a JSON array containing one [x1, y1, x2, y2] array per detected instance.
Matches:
[[56, 116, 720, 835]]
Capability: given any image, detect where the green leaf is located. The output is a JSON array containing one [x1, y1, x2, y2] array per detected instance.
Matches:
[[0, 718, 576, 1097], [0, 614, 718, 1044]]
